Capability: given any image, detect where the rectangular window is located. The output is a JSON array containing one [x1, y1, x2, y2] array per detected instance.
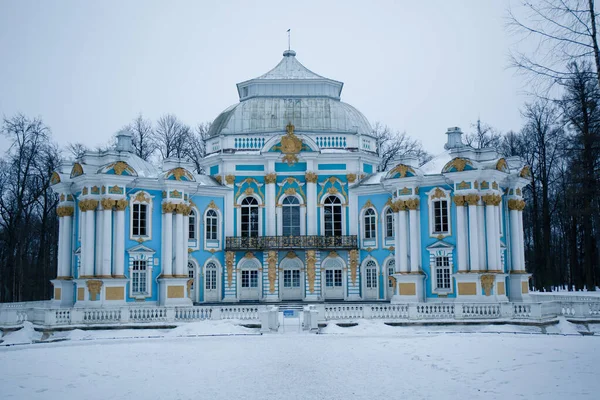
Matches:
[[132, 203, 148, 236], [435, 256, 451, 290], [241, 270, 258, 288], [386, 213, 394, 238], [189, 215, 196, 240], [132, 260, 147, 295], [433, 201, 449, 234]]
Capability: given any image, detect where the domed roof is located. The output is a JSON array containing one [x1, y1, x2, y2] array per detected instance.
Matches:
[[208, 50, 372, 138]]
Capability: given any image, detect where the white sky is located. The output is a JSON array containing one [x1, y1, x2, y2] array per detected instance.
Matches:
[[0, 0, 528, 156]]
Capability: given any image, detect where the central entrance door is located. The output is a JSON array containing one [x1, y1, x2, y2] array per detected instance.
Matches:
[[280, 258, 303, 300], [239, 258, 261, 300], [322, 258, 344, 300], [363, 260, 379, 300]]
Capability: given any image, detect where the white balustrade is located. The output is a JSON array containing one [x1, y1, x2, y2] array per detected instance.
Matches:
[[83, 309, 122, 324], [324, 305, 364, 320], [370, 304, 409, 319], [219, 306, 260, 320], [175, 307, 212, 321], [460, 304, 501, 319], [414, 304, 455, 319], [129, 307, 167, 322]]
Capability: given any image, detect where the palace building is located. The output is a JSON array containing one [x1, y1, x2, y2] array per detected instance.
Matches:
[[49, 49, 531, 307]]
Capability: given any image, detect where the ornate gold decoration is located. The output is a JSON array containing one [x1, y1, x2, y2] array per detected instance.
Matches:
[[225, 175, 236, 185], [136, 237, 145, 243], [390, 164, 415, 178], [366, 247, 373, 253], [101, 185, 106, 194], [168, 167, 194, 181], [82, 187, 89, 195], [349, 250, 358, 284], [59, 194, 65, 202], [328, 251, 338, 259], [87, 279, 103, 300], [281, 123, 303, 165], [187, 248, 193, 253], [482, 194, 501, 206], [225, 252, 234, 287], [492, 181, 499, 190], [453, 195, 466, 206], [520, 165, 531, 178], [405, 198, 419, 210], [91, 186, 100, 195], [516, 188, 522, 196], [306, 250, 316, 293], [70, 163, 84, 178], [285, 251, 297, 259], [244, 252, 254, 259], [436, 234, 445, 240], [305, 171, 318, 183], [457, 181, 470, 190], [496, 158, 508, 172], [431, 187, 446, 199], [133, 191, 150, 203], [267, 251, 278, 294], [265, 173, 277, 184], [508, 199, 526, 211], [78, 199, 99, 212], [214, 175, 222, 184], [56, 205, 75, 217], [109, 185, 123, 195], [327, 187, 338, 195], [391, 200, 406, 212], [415, 187, 420, 195], [444, 157, 471, 172], [101, 198, 115, 210], [244, 187, 255, 196], [50, 172, 61, 185], [362, 199, 374, 210], [284, 188, 297, 196], [480, 181, 489, 190], [346, 173, 357, 183], [113, 161, 129, 175], [207, 200, 218, 210], [474, 181, 479, 189], [115, 199, 128, 211], [399, 187, 412, 196], [465, 194, 480, 206], [175, 203, 191, 215], [480, 275, 495, 296]]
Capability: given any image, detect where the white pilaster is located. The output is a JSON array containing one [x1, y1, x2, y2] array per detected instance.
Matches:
[[57, 215, 65, 277], [518, 208, 526, 271], [62, 213, 73, 277], [183, 211, 190, 270], [510, 208, 520, 271], [265, 178, 276, 236], [398, 209, 409, 273], [467, 197, 480, 272], [174, 211, 184, 276], [485, 202, 497, 271], [113, 204, 126, 277], [101, 206, 112, 277], [306, 175, 317, 235], [477, 201, 486, 270], [94, 204, 103, 276], [84, 205, 96, 277], [225, 191, 234, 237], [408, 208, 419, 272], [162, 211, 173, 276]]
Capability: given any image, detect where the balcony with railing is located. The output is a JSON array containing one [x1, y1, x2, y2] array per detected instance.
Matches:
[[225, 235, 358, 251]]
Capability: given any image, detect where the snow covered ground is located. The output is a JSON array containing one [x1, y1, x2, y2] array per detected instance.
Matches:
[[1, 319, 599, 399]]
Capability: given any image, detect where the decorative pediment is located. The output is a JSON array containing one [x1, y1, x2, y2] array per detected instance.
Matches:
[[50, 171, 61, 185], [495, 158, 509, 172], [98, 161, 137, 177], [165, 167, 195, 182], [127, 244, 155, 254], [387, 163, 415, 179], [442, 157, 474, 173], [70, 163, 84, 178], [426, 240, 454, 252]]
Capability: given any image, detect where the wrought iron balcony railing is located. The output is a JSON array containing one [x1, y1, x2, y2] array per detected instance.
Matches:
[[225, 235, 358, 251]]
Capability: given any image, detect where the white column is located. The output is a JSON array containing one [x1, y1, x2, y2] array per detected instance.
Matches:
[[495, 203, 502, 270], [62, 213, 73, 277], [225, 191, 234, 237], [265, 176, 276, 236], [467, 196, 480, 272], [485, 199, 497, 271], [113, 201, 126, 277], [518, 206, 526, 272], [510, 208, 520, 271], [79, 206, 86, 277], [174, 210, 184, 276], [162, 210, 173, 276], [101, 202, 112, 277], [84, 202, 97, 277], [94, 204, 103, 276], [455, 198, 468, 272], [57, 215, 65, 277], [477, 201, 486, 270], [182, 210, 189, 270], [306, 173, 317, 235], [408, 202, 419, 273]]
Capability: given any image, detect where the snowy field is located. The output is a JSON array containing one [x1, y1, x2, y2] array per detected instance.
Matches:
[[1, 319, 599, 400]]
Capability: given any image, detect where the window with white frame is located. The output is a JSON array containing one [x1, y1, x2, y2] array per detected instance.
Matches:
[[241, 197, 259, 238], [364, 208, 376, 239], [205, 209, 218, 240], [189, 209, 196, 240], [132, 260, 148, 295], [205, 262, 217, 290], [434, 256, 451, 291], [282, 196, 301, 236], [387, 259, 395, 288], [385, 208, 394, 239], [365, 260, 377, 289], [188, 261, 195, 292], [130, 192, 152, 240], [432, 199, 449, 234], [241, 270, 258, 288], [283, 270, 301, 288], [323, 196, 342, 236], [325, 269, 343, 287]]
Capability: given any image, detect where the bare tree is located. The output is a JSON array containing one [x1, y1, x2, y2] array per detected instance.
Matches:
[[154, 114, 192, 160], [65, 142, 88, 160], [185, 122, 211, 173], [373, 122, 430, 171], [508, 0, 600, 90], [463, 118, 502, 150], [126, 114, 156, 161]]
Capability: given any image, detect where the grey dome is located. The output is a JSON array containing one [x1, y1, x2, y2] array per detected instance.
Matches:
[[208, 50, 372, 138]]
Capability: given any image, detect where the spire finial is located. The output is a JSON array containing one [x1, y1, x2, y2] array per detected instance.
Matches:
[[287, 28, 291, 51]]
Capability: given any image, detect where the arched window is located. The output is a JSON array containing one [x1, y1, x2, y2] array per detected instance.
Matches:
[[282, 196, 300, 236], [189, 209, 196, 240], [365, 260, 377, 289], [241, 197, 259, 238], [385, 208, 394, 238], [205, 209, 218, 240], [364, 209, 376, 239], [205, 261, 217, 290], [387, 259, 395, 288], [324, 196, 342, 237], [188, 261, 195, 292]]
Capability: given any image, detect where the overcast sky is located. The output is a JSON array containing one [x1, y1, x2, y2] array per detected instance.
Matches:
[[0, 0, 528, 156]]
